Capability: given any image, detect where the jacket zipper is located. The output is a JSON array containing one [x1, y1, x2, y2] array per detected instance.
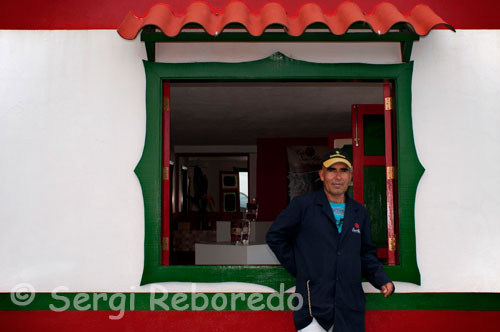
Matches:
[[306, 280, 313, 318]]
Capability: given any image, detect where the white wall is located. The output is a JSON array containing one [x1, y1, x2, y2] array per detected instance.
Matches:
[[0, 30, 147, 292], [410, 30, 500, 292], [1, 30, 499, 293]]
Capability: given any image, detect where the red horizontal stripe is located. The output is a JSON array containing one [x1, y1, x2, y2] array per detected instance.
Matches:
[[367, 310, 500, 332], [0, 0, 499, 30], [1, 310, 499, 332]]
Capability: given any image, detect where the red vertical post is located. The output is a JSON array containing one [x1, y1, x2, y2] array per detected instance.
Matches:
[[162, 81, 171, 265], [384, 83, 396, 266]]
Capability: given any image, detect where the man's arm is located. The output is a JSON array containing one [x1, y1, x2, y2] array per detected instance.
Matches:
[[266, 198, 302, 277], [360, 209, 394, 295]]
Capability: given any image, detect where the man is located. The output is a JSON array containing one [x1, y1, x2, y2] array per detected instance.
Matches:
[[266, 149, 394, 332]]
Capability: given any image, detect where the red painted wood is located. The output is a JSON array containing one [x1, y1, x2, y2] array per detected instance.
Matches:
[[363, 156, 386, 166], [352, 103, 394, 260], [1, 0, 499, 30], [1, 310, 500, 332], [383, 83, 396, 266], [256, 137, 328, 221], [377, 248, 388, 259], [0, 311, 295, 332], [351, 104, 385, 204], [162, 81, 171, 265], [366, 310, 500, 332]]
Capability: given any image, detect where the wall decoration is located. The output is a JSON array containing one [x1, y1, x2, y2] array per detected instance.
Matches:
[[286, 145, 328, 201]]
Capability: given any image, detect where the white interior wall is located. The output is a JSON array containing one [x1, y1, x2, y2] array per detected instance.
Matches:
[[1, 30, 499, 293]]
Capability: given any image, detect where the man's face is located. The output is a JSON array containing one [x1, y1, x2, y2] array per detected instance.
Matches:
[[319, 162, 352, 199]]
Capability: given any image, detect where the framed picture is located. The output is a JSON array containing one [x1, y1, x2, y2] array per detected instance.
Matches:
[[221, 172, 239, 189], [223, 192, 238, 212], [220, 171, 240, 213]]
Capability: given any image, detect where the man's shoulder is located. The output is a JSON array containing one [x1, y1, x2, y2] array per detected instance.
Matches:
[[346, 196, 367, 212], [291, 190, 323, 204], [348, 197, 363, 208]]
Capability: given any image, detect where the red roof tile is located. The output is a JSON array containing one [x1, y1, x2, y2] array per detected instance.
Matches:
[[118, 1, 454, 40]]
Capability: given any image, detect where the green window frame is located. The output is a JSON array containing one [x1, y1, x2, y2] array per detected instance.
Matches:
[[136, 53, 422, 290]]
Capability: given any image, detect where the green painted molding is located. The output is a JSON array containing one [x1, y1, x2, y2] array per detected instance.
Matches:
[[139, 22, 420, 62], [393, 61, 423, 285], [136, 52, 421, 289], [141, 31, 419, 43], [1, 293, 500, 311]]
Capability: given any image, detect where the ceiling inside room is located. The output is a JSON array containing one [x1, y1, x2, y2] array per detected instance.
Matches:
[[170, 81, 384, 145]]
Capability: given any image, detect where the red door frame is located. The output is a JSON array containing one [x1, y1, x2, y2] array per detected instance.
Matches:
[[351, 104, 386, 204], [383, 83, 396, 265], [351, 99, 396, 265]]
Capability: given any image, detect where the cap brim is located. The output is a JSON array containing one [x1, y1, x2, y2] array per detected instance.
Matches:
[[323, 158, 352, 169]]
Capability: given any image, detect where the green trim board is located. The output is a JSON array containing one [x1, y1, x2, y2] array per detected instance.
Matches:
[[137, 53, 421, 290], [140, 22, 419, 62], [141, 21, 420, 42], [2, 293, 500, 311], [142, 31, 419, 43]]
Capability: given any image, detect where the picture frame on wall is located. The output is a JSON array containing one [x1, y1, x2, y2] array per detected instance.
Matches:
[[220, 171, 240, 212], [221, 172, 239, 189]]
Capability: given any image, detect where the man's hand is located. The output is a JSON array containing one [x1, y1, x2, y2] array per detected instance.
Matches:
[[380, 282, 394, 298]]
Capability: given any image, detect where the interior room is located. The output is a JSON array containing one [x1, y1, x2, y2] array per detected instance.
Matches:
[[168, 81, 385, 265]]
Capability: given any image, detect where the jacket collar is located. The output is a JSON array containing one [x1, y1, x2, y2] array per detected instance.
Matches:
[[315, 189, 334, 222]]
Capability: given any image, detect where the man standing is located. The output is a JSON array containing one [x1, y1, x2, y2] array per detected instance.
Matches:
[[266, 149, 394, 332]]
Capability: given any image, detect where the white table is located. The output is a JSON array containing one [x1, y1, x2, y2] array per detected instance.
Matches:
[[195, 242, 280, 265]]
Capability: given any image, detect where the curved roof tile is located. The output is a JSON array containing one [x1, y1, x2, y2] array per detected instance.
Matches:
[[118, 1, 454, 40]]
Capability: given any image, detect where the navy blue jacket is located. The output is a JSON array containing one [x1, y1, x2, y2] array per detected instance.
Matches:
[[266, 190, 392, 332]]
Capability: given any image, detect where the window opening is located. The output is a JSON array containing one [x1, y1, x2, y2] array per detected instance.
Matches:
[[164, 80, 397, 266], [137, 58, 420, 287], [239, 171, 249, 211]]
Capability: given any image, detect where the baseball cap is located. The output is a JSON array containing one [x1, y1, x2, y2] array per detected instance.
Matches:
[[322, 149, 352, 169]]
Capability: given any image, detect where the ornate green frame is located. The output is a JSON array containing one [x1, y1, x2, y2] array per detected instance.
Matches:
[[136, 53, 422, 290]]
